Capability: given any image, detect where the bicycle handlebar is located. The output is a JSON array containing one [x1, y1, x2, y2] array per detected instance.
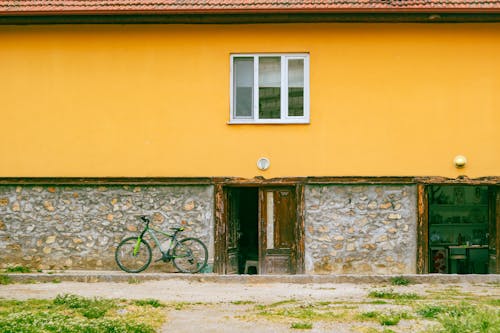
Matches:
[[135, 214, 185, 237], [136, 215, 150, 229]]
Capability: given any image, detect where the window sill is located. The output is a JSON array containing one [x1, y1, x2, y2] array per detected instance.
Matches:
[[228, 119, 310, 125]]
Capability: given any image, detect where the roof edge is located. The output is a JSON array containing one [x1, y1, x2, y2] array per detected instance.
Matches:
[[2, 7, 500, 16], [2, 12, 500, 25]]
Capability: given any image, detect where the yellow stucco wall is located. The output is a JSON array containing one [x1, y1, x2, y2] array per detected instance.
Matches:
[[1, 23, 499, 178]]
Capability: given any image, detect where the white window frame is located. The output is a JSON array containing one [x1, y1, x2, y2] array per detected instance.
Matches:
[[230, 53, 310, 124]]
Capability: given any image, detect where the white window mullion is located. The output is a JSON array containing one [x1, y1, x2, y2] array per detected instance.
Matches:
[[281, 56, 287, 120], [254, 56, 259, 121]]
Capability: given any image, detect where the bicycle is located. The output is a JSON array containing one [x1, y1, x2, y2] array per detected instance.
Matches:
[[115, 215, 208, 273]]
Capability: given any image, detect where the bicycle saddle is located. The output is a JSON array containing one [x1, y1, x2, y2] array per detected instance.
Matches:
[[170, 227, 185, 232]]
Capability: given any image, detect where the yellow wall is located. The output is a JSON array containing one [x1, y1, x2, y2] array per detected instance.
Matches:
[[1, 24, 499, 178]]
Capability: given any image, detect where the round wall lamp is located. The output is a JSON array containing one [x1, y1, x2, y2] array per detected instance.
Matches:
[[453, 155, 467, 169], [257, 157, 270, 171]]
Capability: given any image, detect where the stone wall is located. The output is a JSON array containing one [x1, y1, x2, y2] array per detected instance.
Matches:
[[305, 185, 417, 274], [0, 185, 214, 272]]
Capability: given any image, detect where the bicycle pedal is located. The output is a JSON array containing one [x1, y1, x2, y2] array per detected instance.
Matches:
[[157, 255, 172, 263], [155, 257, 169, 263]]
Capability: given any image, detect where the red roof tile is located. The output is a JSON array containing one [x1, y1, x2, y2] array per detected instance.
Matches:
[[1, 0, 500, 15]]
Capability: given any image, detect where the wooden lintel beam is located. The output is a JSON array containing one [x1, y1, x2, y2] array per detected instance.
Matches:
[[0, 176, 497, 186]]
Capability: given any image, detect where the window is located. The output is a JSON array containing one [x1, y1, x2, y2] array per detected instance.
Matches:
[[230, 54, 310, 124]]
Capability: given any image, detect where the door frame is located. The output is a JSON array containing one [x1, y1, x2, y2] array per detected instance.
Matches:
[[417, 182, 499, 274], [213, 181, 305, 274]]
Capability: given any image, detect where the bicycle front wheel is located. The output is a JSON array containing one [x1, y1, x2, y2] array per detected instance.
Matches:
[[172, 237, 208, 273], [115, 237, 152, 273]]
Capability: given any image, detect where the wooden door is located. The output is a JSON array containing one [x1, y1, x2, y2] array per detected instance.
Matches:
[[259, 187, 297, 274], [226, 189, 240, 274]]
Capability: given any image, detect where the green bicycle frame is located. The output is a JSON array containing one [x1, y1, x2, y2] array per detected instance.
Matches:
[[133, 222, 181, 257]]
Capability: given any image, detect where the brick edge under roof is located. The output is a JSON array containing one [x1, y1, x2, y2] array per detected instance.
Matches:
[[1, 0, 500, 16]]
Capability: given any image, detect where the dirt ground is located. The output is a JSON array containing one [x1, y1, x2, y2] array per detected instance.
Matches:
[[1, 279, 499, 332]]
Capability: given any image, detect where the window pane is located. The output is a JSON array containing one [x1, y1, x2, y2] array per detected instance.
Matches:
[[288, 59, 304, 117], [234, 57, 253, 118], [259, 57, 281, 119]]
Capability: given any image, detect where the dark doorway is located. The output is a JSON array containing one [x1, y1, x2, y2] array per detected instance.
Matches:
[[226, 187, 259, 274], [236, 188, 259, 274], [428, 185, 498, 274]]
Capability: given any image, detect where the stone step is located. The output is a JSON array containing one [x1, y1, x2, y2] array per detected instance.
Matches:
[[3, 270, 500, 284]]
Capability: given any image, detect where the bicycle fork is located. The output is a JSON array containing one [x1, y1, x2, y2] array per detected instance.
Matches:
[[133, 237, 142, 256], [133, 227, 149, 256]]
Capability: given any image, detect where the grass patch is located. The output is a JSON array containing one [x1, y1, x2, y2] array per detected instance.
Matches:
[[416, 302, 500, 333], [417, 304, 445, 319], [134, 299, 164, 308], [0, 275, 12, 285], [355, 329, 396, 333], [5, 266, 31, 273], [167, 302, 194, 311], [128, 278, 142, 284], [0, 295, 164, 333], [358, 310, 411, 327], [390, 276, 410, 286], [268, 299, 298, 307], [291, 322, 313, 329], [231, 300, 256, 305], [368, 289, 420, 301], [359, 311, 379, 319], [256, 301, 351, 322], [369, 300, 388, 305], [486, 299, 500, 307], [378, 312, 411, 326], [54, 294, 116, 319], [0, 312, 155, 333], [22, 279, 37, 284], [379, 314, 400, 326]]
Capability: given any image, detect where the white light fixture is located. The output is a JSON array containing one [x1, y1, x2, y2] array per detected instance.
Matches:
[[453, 155, 467, 168], [257, 157, 270, 171]]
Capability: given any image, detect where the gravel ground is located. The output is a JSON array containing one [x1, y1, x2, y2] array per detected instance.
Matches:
[[1, 279, 499, 332]]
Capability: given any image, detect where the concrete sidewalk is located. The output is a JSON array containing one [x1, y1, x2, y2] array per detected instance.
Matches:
[[4, 270, 500, 284]]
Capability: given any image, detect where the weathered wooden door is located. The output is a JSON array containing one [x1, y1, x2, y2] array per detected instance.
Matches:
[[259, 187, 297, 274], [226, 189, 240, 274]]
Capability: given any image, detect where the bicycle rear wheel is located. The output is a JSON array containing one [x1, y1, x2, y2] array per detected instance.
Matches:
[[172, 237, 208, 273], [115, 237, 152, 273]]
